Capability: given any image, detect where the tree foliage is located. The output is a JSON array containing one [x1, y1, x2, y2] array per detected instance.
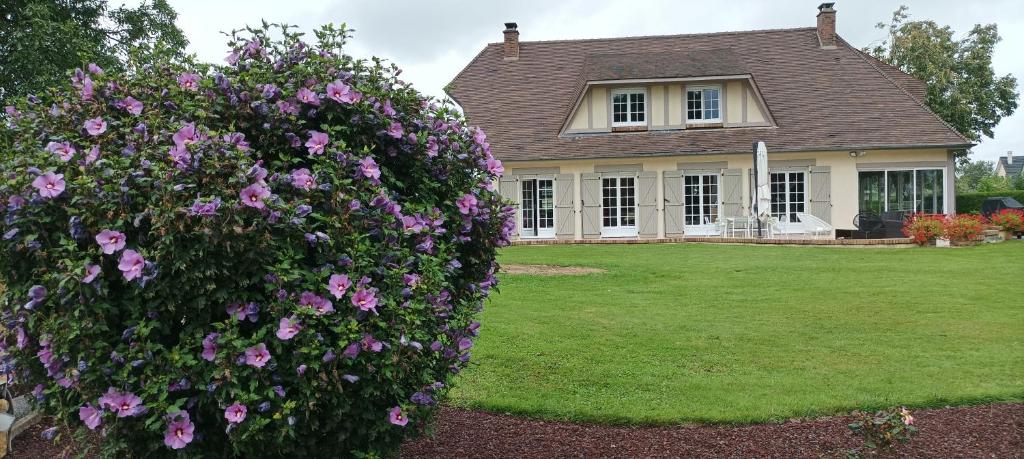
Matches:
[[0, 0, 187, 104], [867, 6, 1018, 146]]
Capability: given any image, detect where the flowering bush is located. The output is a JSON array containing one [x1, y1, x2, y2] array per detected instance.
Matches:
[[988, 209, 1024, 234], [846, 407, 918, 456], [0, 24, 513, 457], [901, 214, 945, 245], [943, 214, 986, 243]]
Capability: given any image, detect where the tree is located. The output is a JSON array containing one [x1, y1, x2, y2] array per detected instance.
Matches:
[[867, 6, 1018, 157], [0, 0, 187, 104], [955, 159, 996, 192]]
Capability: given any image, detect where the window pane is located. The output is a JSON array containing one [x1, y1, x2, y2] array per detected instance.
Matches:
[[703, 89, 720, 120], [620, 177, 636, 226], [886, 170, 914, 212], [686, 90, 702, 120], [538, 179, 555, 228], [521, 180, 535, 231], [858, 171, 885, 214], [612, 93, 627, 123], [602, 178, 618, 227], [915, 169, 944, 214]]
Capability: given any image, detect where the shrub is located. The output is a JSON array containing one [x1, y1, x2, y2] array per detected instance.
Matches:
[[847, 407, 918, 457], [901, 214, 945, 245], [943, 214, 986, 243], [955, 191, 1024, 214], [0, 24, 513, 457], [988, 209, 1024, 233]]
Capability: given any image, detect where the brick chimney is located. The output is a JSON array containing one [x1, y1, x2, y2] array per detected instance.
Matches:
[[816, 3, 837, 49], [503, 22, 519, 61]]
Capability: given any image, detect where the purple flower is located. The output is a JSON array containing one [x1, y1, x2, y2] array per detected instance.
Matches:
[[326, 80, 360, 104], [342, 374, 359, 383], [121, 96, 144, 115], [189, 197, 221, 216], [296, 87, 320, 105], [261, 84, 278, 99], [290, 168, 316, 191], [487, 158, 504, 176], [305, 131, 329, 155], [201, 333, 219, 361], [359, 157, 380, 181], [276, 316, 301, 340], [85, 145, 100, 164], [458, 337, 473, 351], [323, 349, 336, 362], [244, 343, 270, 368], [118, 250, 146, 281], [168, 145, 191, 168], [426, 137, 439, 157], [456, 194, 478, 215], [297, 364, 307, 375], [276, 100, 298, 115], [224, 403, 247, 424], [84, 117, 107, 136], [240, 183, 270, 209], [79, 404, 102, 430], [342, 342, 360, 359], [32, 172, 66, 199], [172, 123, 200, 147], [177, 73, 201, 91], [225, 50, 240, 65], [83, 264, 101, 283], [403, 273, 421, 287], [95, 229, 126, 254], [386, 122, 404, 139], [382, 99, 397, 117], [300, 291, 334, 315], [45, 141, 74, 161], [350, 288, 378, 312], [112, 392, 145, 417], [328, 274, 351, 299], [388, 406, 409, 426], [88, 63, 103, 74], [361, 334, 383, 353], [163, 413, 194, 450], [41, 426, 59, 440]]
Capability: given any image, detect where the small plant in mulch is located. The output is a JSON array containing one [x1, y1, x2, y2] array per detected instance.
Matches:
[[844, 407, 918, 458]]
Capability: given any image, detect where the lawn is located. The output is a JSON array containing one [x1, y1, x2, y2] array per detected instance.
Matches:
[[449, 241, 1024, 425]]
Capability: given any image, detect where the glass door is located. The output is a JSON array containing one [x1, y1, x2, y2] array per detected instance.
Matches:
[[520, 178, 555, 238], [600, 176, 637, 237], [683, 174, 720, 235]]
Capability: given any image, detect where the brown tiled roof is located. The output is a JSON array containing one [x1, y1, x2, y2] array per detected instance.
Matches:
[[447, 27, 971, 162]]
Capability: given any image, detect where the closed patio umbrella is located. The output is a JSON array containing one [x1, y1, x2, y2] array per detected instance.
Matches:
[[752, 141, 771, 237]]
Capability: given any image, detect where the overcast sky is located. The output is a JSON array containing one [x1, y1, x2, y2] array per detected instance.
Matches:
[[157, 0, 1022, 164]]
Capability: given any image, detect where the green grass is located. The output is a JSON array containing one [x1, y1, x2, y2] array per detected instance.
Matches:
[[449, 241, 1024, 425]]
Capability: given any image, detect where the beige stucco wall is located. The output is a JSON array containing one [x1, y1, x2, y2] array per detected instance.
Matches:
[[503, 148, 955, 239]]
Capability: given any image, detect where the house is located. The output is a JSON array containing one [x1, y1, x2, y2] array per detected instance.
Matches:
[[446, 3, 971, 240], [995, 152, 1022, 179]]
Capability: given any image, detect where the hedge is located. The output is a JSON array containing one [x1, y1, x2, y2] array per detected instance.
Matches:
[[956, 191, 1024, 214]]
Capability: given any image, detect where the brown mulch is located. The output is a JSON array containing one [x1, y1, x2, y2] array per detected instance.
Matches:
[[502, 264, 606, 276], [10, 404, 1022, 458], [401, 404, 1024, 459]]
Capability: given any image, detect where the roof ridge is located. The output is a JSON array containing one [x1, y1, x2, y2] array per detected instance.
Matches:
[[840, 36, 973, 145], [484, 26, 817, 47]]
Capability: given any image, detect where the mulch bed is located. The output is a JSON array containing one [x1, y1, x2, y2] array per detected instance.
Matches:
[[10, 404, 1022, 458]]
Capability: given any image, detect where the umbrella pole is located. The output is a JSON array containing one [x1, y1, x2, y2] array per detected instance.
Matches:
[[752, 142, 763, 238]]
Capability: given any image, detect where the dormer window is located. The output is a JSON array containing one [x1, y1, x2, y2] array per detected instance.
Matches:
[[611, 88, 646, 127], [686, 86, 721, 123]]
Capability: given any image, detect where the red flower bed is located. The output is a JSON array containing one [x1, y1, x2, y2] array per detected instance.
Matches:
[[902, 214, 946, 245], [944, 214, 986, 243], [989, 209, 1024, 233]]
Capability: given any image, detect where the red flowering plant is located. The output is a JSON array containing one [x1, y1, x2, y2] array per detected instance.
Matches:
[[0, 24, 514, 457], [943, 214, 986, 243], [988, 209, 1024, 234], [901, 214, 945, 245]]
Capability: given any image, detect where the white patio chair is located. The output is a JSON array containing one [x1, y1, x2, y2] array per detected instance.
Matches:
[[796, 213, 833, 239]]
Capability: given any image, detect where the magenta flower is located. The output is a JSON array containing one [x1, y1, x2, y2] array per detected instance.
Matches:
[[244, 343, 270, 368], [83, 263, 101, 283], [201, 333, 219, 361], [172, 123, 200, 147], [359, 157, 381, 180], [225, 50, 240, 65], [487, 158, 504, 176], [46, 141, 76, 161], [328, 274, 351, 299], [296, 87, 320, 105], [84, 117, 107, 136], [351, 288, 378, 312], [85, 145, 100, 164], [224, 403, 247, 424], [95, 229, 126, 254], [113, 392, 145, 417], [118, 249, 146, 281], [290, 168, 316, 191], [239, 183, 270, 209], [163, 413, 194, 450], [32, 172, 66, 199], [326, 80, 360, 103], [305, 131, 329, 155], [388, 406, 409, 426], [386, 122, 404, 139], [79, 404, 102, 430], [276, 316, 301, 340], [168, 145, 191, 168], [300, 291, 334, 315], [177, 73, 200, 91], [98, 387, 121, 411], [121, 96, 144, 115], [456, 194, 478, 215], [276, 100, 298, 115]]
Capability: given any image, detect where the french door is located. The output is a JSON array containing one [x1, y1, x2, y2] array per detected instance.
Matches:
[[770, 172, 806, 223], [520, 178, 555, 238], [601, 176, 637, 237], [683, 174, 721, 235]]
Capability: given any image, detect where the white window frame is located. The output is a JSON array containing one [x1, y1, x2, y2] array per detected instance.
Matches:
[[610, 88, 647, 127], [857, 167, 948, 214], [683, 173, 722, 236], [519, 177, 556, 239], [685, 85, 723, 123], [769, 171, 807, 230], [600, 175, 638, 238]]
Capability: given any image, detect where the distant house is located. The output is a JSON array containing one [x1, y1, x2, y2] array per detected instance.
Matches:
[[995, 152, 1022, 179], [447, 3, 971, 240]]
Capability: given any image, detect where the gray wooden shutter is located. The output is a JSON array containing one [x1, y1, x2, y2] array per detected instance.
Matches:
[[499, 176, 519, 236], [581, 173, 601, 238], [663, 170, 684, 236], [554, 174, 575, 239], [637, 171, 657, 238], [721, 168, 742, 217], [809, 166, 831, 223]]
